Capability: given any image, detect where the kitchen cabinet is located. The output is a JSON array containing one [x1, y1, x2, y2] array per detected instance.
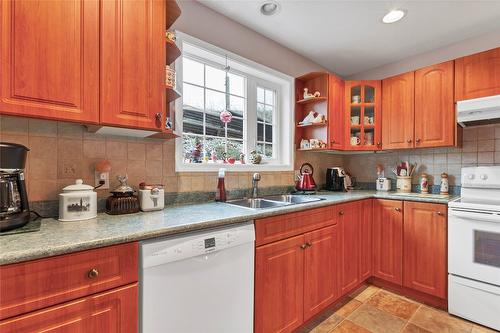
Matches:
[[414, 61, 455, 148], [359, 199, 373, 281], [255, 235, 305, 333], [328, 74, 345, 149], [338, 201, 361, 294], [303, 225, 339, 320], [100, 0, 165, 130], [382, 72, 415, 149], [345, 81, 382, 150], [0, 0, 99, 123], [372, 199, 403, 285], [403, 202, 447, 299], [455, 47, 500, 101], [0, 284, 138, 333]]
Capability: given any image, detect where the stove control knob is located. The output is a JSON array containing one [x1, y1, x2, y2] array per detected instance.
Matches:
[[467, 174, 475, 180], [480, 174, 488, 180]]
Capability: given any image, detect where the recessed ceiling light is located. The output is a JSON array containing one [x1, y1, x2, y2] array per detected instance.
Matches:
[[382, 9, 406, 24], [260, 1, 280, 16]]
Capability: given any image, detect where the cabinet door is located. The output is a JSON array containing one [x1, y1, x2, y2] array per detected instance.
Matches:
[[372, 199, 403, 285], [328, 74, 345, 150], [414, 61, 455, 148], [403, 202, 447, 299], [382, 72, 415, 149], [0, 0, 99, 123], [359, 199, 373, 281], [100, 0, 165, 130], [303, 225, 339, 321], [0, 284, 138, 333], [455, 47, 500, 101], [255, 235, 305, 333], [338, 201, 361, 294]]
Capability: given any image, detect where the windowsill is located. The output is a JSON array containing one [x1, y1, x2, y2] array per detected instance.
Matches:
[[176, 162, 293, 173]]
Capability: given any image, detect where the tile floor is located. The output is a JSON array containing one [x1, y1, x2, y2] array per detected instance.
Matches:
[[299, 285, 498, 333]]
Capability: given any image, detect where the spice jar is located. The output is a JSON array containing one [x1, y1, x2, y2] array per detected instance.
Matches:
[[420, 173, 429, 194]]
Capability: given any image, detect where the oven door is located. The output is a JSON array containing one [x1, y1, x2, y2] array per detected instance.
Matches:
[[449, 208, 500, 286]]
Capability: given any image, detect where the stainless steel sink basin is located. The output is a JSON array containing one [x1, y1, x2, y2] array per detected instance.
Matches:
[[226, 198, 292, 209], [264, 195, 326, 204]]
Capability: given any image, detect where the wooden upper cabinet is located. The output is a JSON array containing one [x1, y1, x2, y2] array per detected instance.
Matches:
[[372, 199, 403, 285], [328, 74, 345, 149], [403, 202, 447, 299], [254, 235, 305, 333], [414, 61, 455, 148], [100, 0, 165, 130], [0, 0, 99, 123], [359, 199, 373, 281], [382, 72, 415, 149], [338, 201, 361, 294], [303, 225, 339, 321], [455, 47, 500, 101], [0, 284, 138, 333]]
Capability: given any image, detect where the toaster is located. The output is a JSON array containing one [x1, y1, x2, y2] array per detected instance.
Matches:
[[376, 178, 391, 191]]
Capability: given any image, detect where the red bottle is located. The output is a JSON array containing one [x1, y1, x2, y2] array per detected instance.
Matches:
[[215, 168, 227, 202]]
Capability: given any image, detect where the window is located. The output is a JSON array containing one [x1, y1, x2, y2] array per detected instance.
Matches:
[[175, 32, 294, 172]]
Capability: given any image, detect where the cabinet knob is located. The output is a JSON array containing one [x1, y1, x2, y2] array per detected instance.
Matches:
[[339, 211, 344, 216], [437, 211, 444, 216], [416, 138, 421, 143], [306, 242, 312, 248], [395, 207, 402, 212], [331, 140, 336, 144], [300, 244, 308, 250], [407, 139, 412, 143], [155, 113, 162, 121], [377, 142, 382, 147], [88, 268, 99, 279]]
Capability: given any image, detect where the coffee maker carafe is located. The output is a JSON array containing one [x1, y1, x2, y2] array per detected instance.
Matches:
[[0, 142, 30, 231]]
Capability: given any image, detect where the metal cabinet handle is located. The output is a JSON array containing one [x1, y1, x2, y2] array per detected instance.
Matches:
[[300, 244, 307, 250], [437, 211, 444, 216], [306, 242, 312, 247], [88, 268, 99, 279], [155, 113, 162, 121], [416, 138, 421, 143], [339, 211, 344, 216], [377, 142, 381, 147], [407, 139, 412, 143], [395, 207, 402, 212], [331, 140, 336, 144]]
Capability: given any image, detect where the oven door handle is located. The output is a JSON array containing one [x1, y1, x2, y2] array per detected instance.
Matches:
[[449, 209, 500, 223]]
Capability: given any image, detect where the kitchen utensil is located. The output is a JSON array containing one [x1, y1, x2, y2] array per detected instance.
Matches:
[[0, 142, 30, 232], [396, 176, 412, 193], [296, 163, 316, 191], [106, 175, 140, 215], [139, 183, 165, 211], [59, 179, 97, 222]]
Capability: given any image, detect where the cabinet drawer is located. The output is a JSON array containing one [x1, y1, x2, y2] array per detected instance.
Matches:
[[255, 206, 337, 246], [0, 284, 138, 333], [0, 242, 138, 320]]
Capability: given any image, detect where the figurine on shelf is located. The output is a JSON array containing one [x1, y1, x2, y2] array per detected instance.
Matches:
[[239, 153, 245, 164], [300, 139, 310, 150], [312, 114, 326, 124], [248, 150, 262, 164], [303, 88, 321, 100], [319, 140, 327, 149], [299, 111, 316, 125], [165, 117, 172, 129]]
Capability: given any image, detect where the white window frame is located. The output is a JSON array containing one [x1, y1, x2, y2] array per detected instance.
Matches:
[[174, 32, 294, 172]]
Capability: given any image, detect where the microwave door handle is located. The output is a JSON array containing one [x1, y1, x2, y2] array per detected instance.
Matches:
[[449, 210, 500, 223]]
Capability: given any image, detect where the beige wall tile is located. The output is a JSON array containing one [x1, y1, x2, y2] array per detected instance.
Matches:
[[28, 119, 57, 137], [57, 159, 83, 179], [146, 160, 163, 178], [163, 176, 178, 193], [127, 142, 146, 161], [478, 152, 494, 164], [178, 176, 192, 192], [462, 128, 477, 142], [146, 143, 163, 161], [57, 122, 83, 138], [28, 180, 58, 201], [1, 116, 28, 135], [30, 136, 58, 159], [477, 126, 495, 140], [58, 138, 83, 160], [2, 133, 29, 147], [447, 153, 461, 164], [106, 140, 128, 159], [83, 139, 106, 158], [29, 158, 57, 180], [477, 139, 495, 152]]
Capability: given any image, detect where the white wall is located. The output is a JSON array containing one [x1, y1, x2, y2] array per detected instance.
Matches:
[[347, 28, 500, 80], [172, 1, 326, 78]]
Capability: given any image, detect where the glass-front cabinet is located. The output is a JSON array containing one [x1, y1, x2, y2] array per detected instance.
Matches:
[[345, 81, 381, 150]]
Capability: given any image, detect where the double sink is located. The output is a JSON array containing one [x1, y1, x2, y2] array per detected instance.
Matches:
[[226, 195, 325, 209]]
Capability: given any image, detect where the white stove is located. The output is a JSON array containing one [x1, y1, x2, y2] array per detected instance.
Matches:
[[448, 166, 500, 331]]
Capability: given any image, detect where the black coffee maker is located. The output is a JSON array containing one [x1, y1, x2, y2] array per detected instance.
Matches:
[[0, 142, 30, 231], [325, 167, 347, 191]]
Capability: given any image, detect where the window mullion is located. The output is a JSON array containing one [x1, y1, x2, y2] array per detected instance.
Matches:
[[246, 79, 257, 154]]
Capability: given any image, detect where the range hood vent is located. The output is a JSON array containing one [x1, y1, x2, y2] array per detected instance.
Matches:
[[457, 94, 500, 127]]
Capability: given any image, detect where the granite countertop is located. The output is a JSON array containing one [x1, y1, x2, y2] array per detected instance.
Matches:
[[0, 190, 457, 265]]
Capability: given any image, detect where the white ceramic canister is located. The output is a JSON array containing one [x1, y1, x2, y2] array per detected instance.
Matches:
[[59, 179, 97, 221], [138, 184, 165, 212], [396, 176, 412, 193]]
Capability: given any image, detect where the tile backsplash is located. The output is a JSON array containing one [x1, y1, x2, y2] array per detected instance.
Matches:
[[343, 125, 500, 187]]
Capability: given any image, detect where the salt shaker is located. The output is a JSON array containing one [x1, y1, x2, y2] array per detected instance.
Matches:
[[440, 173, 449, 195]]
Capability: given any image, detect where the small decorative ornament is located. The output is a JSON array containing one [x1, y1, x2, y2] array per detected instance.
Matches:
[[165, 31, 176, 43], [211, 150, 217, 162], [239, 153, 245, 164], [313, 91, 321, 97], [248, 150, 262, 164], [190, 141, 203, 163], [303, 88, 321, 100], [300, 139, 310, 150], [219, 110, 233, 124], [420, 173, 429, 194], [440, 173, 449, 195]]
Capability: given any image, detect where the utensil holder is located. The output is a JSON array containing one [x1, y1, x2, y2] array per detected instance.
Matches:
[[396, 176, 412, 193]]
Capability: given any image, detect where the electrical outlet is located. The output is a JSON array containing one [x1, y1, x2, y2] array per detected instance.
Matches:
[[294, 170, 301, 182], [95, 171, 110, 190]]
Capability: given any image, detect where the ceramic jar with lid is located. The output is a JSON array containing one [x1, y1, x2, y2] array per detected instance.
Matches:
[[59, 179, 97, 221], [106, 175, 140, 215], [440, 173, 449, 195], [420, 173, 429, 194]]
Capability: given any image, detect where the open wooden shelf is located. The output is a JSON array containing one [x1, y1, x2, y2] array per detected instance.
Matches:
[[297, 148, 329, 152], [166, 40, 181, 65], [297, 122, 327, 128], [166, 86, 181, 103], [147, 129, 179, 139], [296, 96, 327, 105], [166, 1, 181, 28]]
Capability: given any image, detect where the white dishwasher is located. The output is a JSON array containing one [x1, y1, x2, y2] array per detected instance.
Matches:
[[140, 221, 255, 333]]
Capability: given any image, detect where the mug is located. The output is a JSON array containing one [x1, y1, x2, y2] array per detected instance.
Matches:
[[365, 132, 374, 145], [351, 116, 360, 125], [350, 137, 361, 145], [352, 95, 361, 103], [364, 116, 374, 124]]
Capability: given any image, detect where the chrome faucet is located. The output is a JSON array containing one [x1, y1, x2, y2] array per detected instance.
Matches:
[[252, 173, 261, 198]]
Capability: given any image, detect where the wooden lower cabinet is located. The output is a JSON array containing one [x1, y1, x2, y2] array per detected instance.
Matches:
[[359, 199, 373, 281], [372, 199, 403, 285], [255, 235, 305, 333], [303, 225, 339, 320], [403, 202, 447, 299], [0, 284, 138, 333], [338, 201, 361, 294]]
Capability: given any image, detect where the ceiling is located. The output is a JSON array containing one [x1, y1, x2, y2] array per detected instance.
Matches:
[[199, 0, 500, 77]]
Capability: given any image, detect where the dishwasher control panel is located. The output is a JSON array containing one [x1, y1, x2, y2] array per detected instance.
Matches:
[[141, 222, 255, 268]]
